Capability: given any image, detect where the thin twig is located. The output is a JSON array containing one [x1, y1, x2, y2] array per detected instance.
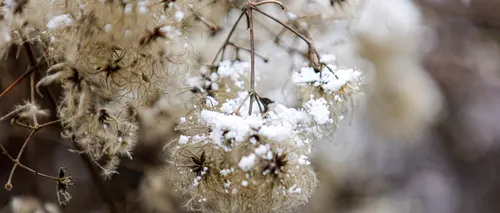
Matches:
[[246, 2, 256, 115], [11, 118, 61, 131], [227, 42, 269, 62], [37, 119, 61, 129], [0, 143, 59, 184], [232, 91, 252, 114], [254, 0, 284, 9], [0, 105, 28, 121], [0, 67, 35, 97], [13, 120, 33, 129], [4, 130, 41, 190], [211, 10, 247, 66], [30, 72, 38, 126], [252, 7, 321, 69], [190, 8, 220, 34]]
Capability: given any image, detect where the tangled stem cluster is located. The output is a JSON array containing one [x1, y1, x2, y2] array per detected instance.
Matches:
[[0, 0, 362, 210], [165, 1, 363, 212]]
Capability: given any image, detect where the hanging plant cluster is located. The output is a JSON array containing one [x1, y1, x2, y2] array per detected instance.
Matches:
[[0, 0, 362, 211]]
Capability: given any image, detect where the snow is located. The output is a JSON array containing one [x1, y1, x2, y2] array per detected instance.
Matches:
[[254, 144, 269, 156], [47, 14, 73, 30], [178, 135, 190, 144], [193, 176, 201, 186], [220, 92, 251, 114], [322, 68, 362, 92], [320, 54, 337, 64], [287, 184, 302, 194], [104, 24, 113, 32], [305, 98, 333, 125], [175, 11, 184, 22], [217, 60, 250, 90], [124, 4, 133, 15], [217, 60, 249, 78], [286, 12, 298, 20], [205, 96, 219, 107], [201, 110, 263, 146], [292, 67, 320, 84], [238, 153, 257, 172], [292, 54, 361, 93], [258, 125, 293, 143], [266, 104, 310, 128], [298, 155, 311, 165], [138, 1, 149, 14], [159, 25, 181, 39], [220, 169, 231, 176]]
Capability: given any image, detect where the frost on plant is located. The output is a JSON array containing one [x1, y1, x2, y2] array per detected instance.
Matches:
[[167, 97, 318, 213], [0, 0, 363, 209], [292, 54, 363, 128], [162, 1, 365, 211], [168, 46, 321, 212]]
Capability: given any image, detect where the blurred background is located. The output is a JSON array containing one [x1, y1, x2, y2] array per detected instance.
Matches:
[[3, 0, 500, 212]]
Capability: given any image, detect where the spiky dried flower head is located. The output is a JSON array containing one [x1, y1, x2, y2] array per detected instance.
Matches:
[[292, 54, 364, 130], [168, 121, 317, 212], [6, 0, 204, 177], [0, 0, 361, 210], [167, 67, 318, 212]]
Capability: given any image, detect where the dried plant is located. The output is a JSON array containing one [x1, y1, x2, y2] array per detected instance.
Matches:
[[0, 0, 363, 211]]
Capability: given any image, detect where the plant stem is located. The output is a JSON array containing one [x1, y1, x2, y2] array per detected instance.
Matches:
[[227, 42, 269, 62], [0, 67, 35, 97], [211, 10, 247, 66], [0, 143, 59, 183], [3, 130, 49, 190], [30, 71, 38, 126], [252, 7, 321, 69], [190, 8, 220, 34], [37, 119, 61, 129], [246, 1, 257, 115], [247, 9, 255, 93]]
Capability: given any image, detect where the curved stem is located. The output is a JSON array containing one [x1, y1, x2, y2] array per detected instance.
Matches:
[[0, 143, 58, 182], [254, 0, 285, 9], [1, 130, 63, 190], [252, 7, 321, 69], [211, 10, 247, 66]]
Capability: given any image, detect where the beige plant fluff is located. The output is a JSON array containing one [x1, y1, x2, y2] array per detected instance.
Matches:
[[353, 0, 443, 140], [7, 0, 197, 178]]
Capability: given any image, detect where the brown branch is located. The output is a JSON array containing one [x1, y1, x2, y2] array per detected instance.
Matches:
[[227, 42, 269, 62], [0, 67, 35, 97], [211, 10, 247, 66], [37, 119, 61, 129], [0, 143, 59, 189], [252, 7, 321, 70], [190, 8, 220, 34], [246, 2, 256, 115], [30, 72, 38, 126], [1, 117, 63, 189], [253, 0, 284, 9], [2, 130, 60, 190]]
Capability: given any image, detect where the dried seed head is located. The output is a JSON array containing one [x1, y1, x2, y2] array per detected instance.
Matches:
[[5, 183, 13, 191]]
